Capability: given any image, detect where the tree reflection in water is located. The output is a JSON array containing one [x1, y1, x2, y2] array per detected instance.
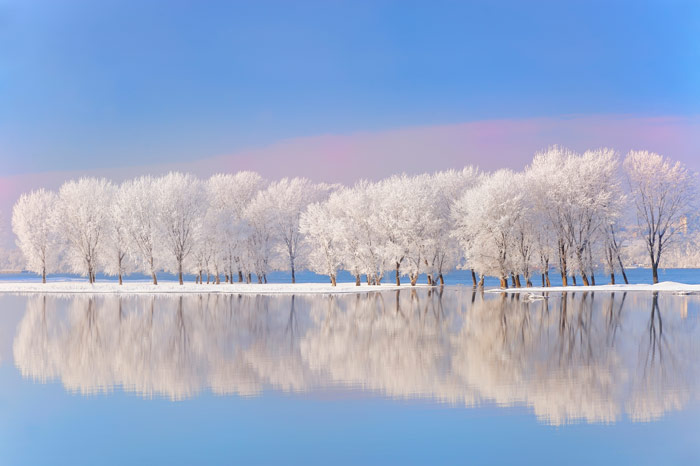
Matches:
[[11, 289, 700, 425]]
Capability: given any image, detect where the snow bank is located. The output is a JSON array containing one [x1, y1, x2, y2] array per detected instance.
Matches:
[[489, 281, 700, 294], [0, 281, 425, 295]]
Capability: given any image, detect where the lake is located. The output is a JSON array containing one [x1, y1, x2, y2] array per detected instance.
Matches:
[[0, 288, 698, 464]]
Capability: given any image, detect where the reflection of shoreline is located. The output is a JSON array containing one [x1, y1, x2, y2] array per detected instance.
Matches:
[[11, 291, 700, 425], [0, 282, 415, 295]]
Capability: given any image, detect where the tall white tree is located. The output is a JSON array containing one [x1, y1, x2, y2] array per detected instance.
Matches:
[[12, 189, 58, 283], [300, 199, 344, 286], [156, 172, 205, 285], [122, 176, 161, 284], [56, 178, 112, 283], [452, 170, 523, 288], [259, 178, 334, 283], [244, 191, 276, 283], [424, 167, 479, 285], [624, 151, 696, 283], [103, 183, 133, 284]]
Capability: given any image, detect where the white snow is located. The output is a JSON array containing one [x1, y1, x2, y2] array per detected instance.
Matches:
[[0, 281, 428, 295], [489, 281, 700, 294]]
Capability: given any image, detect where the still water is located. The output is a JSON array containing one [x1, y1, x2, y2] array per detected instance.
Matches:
[[0, 289, 698, 464]]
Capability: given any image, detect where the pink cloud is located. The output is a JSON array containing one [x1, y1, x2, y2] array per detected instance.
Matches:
[[1, 114, 699, 247]]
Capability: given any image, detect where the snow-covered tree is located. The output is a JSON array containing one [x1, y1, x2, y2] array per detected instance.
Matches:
[[452, 170, 524, 288], [624, 151, 696, 283], [340, 181, 387, 285], [258, 178, 334, 283], [244, 190, 276, 283], [103, 183, 133, 284], [56, 178, 112, 283], [156, 172, 204, 285], [424, 168, 479, 285], [12, 189, 58, 282], [203, 171, 265, 283], [300, 199, 344, 286], [121, 176, 161, 284]]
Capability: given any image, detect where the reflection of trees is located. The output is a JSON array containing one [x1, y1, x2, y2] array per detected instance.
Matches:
[[12, 290, 700, 424], [625, 293, 694, 422]]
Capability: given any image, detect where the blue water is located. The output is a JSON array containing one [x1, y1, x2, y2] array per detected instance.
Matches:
[[0, 290, 698, 464], [2, 267, 699, 286]]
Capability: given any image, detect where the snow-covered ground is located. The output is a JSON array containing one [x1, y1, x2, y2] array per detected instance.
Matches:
[[0, 281, 425, 295], [490, 281, 700, 294]]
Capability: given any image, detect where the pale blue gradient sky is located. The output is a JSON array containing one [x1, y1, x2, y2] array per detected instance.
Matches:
[[0, 0, 698, 175]]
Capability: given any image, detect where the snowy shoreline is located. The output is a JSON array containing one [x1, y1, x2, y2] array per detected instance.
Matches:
[[0, 281, 428, 295], [487, 281, 700, 294]]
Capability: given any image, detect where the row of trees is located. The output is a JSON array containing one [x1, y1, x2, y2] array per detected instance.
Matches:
[[11, 148, 696, 287]]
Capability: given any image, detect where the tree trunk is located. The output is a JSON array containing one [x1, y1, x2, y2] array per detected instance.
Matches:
[[216, 274, 221, 285], [439, 273, 444, 285], [526, 278, 533, 287], [395, 262, 401, 286], [427, 274, 433, 286], [152, 272, 158, 285], [581, 273, 590, 286], [179, 263, 184, 285], [478, 275, 484, 288], [616, 255, 628, 284], [572, 275, 577, 286], [355, 274, 361, 286], [610, 273, 615, 285], [499, 276, 507, 289], [238, 270, 243, 282], [119, 273, 123, 285], [42, 267, 46, 284], [410, 274, 417, 286], [331, 274, 337, 286], [510, 273, 517, 288], [291, 264, 296, 284], [263, 274, 267, 284], [590, 272, 596, 286], [366, 274, 371, 285], [471, 269, 477, 287], [541, 273, 545, 287], [515, 274, 522, 288], [257, 274, 262, 284], [652, 263, 659, 284], [559, 242, 568, 286], [545, 271, 551, 287], [247, 273, 252, 284]]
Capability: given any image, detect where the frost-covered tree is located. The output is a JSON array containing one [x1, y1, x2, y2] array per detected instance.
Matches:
[[453, 170, 524, 288], [204, 171, 265, 283], [56, 178, 112, 283], [259, 178, 334, 283], [423, 168, 479, 286], [624, 151, 696, 283], [527, 147, 575, 286], [373, 174, 435, 286], [564, 149, 622, 285], [122, 176, 161, 284], [345, 181, 387, 285], [300, 199, 343, 286], [245, 190, 276, 283], [103, 183, 133, 284], [12, 189, 58, 282], [156, 173, 204, 285]]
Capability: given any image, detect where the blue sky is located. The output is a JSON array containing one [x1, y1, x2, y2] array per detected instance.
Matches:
[[1, 0, 698, 175]]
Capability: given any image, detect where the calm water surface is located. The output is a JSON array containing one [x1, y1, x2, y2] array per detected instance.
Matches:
[[0, 288, 698, 464]]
